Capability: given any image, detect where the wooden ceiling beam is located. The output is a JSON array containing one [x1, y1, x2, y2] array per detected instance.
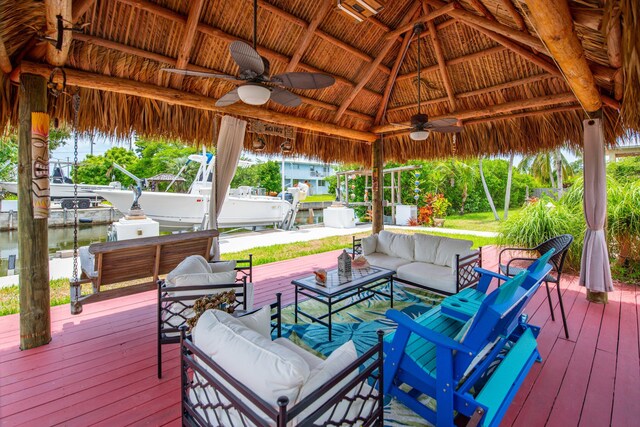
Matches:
[[571, 8, 602, 31], [465, 104, 582, 125], [21, 61, 378, 142], [523, 0, 601, 112], [388, 73, 557, 113], [374, 18, 416, 125], [396, 45, 507, 82], [72, 33, 373, 123], [604, 7, 623, 100], [248, 0, 392, 75], [285, 0, 333, 73], [499, 0, 527, 31], [72, 0, 96, 22], [170, 0, 206, 88], [385, 2, 456, 40], [116, 0, 382, 100], [468, 0, 496, 21], [371, 91, 577, 133], [425, 3, 456, 111], [0, 36, 12, 73], [333, 1, 426, 123], [45, 0, 73, 66]]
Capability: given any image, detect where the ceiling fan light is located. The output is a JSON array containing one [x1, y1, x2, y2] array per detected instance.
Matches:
[[410, 129, 430, 141], [237, 84, 271, 105]]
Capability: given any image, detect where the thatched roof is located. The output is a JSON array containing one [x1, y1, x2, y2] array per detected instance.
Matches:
[[0, 0, 637, 165]]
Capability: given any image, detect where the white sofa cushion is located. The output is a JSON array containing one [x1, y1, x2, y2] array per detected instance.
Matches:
[[166, 255, 211, 285], [366, 253, 411, 271], [208, 260, 237, 273], [274, 337, 324, 371], [79, 246, 97, 278], [389, 232, 414, 261], [237, 305, 271, 339], [396, 262, 457, 294], [376, 230, 396, 256], [193, 309, 310, 406], [361, 234, 378, 256], [413, 233, 443, 264], [173, 270, 238, 287], [434, 237, 473, 267]]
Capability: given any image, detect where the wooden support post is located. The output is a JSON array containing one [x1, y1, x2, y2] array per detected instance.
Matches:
[[523, 0, 602, 112], [371, 138, 384, 234], [18, 73, 51, 350]]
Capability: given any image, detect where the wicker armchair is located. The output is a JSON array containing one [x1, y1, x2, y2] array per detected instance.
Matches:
[[499, 234, 574, 339]]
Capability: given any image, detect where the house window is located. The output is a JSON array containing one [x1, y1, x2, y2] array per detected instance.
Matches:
[[318, 180, 326, 187]]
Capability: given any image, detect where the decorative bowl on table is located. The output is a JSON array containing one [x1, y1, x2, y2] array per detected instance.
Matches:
[[352, 255, 370, 269], [314, 269, 327, 286]]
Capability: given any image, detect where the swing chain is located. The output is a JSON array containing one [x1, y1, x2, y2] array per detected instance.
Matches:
[[71, 88, 82, 314]]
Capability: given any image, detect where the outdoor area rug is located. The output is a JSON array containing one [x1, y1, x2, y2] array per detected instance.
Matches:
[[279, 284, 442, 426]]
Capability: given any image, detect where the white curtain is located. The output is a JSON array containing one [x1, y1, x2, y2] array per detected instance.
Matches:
[[579, 118, 613, 292], [209, 116, 247, 260]]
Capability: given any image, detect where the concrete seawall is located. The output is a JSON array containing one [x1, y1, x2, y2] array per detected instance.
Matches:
[[0, 207, 123, 231]]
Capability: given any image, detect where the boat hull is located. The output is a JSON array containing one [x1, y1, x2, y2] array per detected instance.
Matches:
[[0, 182, 113, 199], [92, 189, 292, 229]]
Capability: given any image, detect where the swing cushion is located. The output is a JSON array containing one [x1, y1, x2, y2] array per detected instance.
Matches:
[[79, 246, 98, 278]]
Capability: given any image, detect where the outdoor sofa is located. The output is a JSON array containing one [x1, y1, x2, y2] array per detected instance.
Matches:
[[353, 230, 482, 295]]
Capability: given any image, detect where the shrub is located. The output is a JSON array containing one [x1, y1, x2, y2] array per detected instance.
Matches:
[[499, 199, 585, 271], [418, 193, 450, 226]]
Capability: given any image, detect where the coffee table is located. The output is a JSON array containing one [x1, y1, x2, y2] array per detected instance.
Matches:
[[291, 266, 395, 340]]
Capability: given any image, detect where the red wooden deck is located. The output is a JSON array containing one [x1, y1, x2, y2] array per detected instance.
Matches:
[[0, 247, 638, 426]]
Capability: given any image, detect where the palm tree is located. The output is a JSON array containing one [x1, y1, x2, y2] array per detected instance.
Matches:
[[518, 149, 574, 195], [479, 157, 500, 221]]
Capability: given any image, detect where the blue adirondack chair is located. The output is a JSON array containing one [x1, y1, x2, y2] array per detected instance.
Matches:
[[384, 263, 551, 427], [440, 248, 556, 325]]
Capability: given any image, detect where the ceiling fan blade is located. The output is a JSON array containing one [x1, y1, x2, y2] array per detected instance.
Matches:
[[271, 72, 335, 90], [215, 88, 240, 107], [431, 125, 463, 133], [269, 87, 302, 108], [427, 117, 458, 128], [160, 68, 242, 82], [229, 41, 265, 75]]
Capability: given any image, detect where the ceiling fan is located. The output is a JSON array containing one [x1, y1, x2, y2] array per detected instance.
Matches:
[[393, 23, 462, 141], [161, 0, 335, 108]]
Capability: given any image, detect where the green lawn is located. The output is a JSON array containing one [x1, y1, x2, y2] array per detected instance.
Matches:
[[442, 209, 522, 233], [0, 229, 497, 316], [302, 194, 335, 202]]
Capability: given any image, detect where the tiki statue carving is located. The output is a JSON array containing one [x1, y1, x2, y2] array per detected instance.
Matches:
[[31, 112, 50, 218]]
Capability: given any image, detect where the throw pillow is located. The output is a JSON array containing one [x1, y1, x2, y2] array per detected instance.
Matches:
[[208, 260, 237, 273], [173, 270, 238, 287], [236, 305, 272, 339], [166, 255, 211, 284], [361, 234, 378, 255]]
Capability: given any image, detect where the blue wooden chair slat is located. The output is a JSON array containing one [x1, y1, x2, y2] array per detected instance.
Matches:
[[384, 264, 551, 426]]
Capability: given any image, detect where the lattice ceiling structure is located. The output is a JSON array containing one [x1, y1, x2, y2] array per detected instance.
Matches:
[[0, 0, 637, 164]]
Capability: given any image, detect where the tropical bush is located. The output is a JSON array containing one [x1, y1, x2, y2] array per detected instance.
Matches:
[[499, 199, 585, 271]]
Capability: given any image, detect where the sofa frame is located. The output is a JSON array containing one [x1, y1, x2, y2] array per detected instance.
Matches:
[[157, 256, 254, 378], [352, 235, 482, 296], [180, 312, 384, 426]]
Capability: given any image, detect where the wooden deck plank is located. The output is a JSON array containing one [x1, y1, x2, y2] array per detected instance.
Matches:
[[0, 246, 636, 426], [610, 286, 640, 427]]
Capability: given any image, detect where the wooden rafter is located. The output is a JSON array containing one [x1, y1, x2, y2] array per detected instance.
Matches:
[[524, 0, 601, 112], [0, 36, 11, 73], [468, 0, 496, 21], [116, 0, 382, 101], [20, 61, 378, 142], [388, 73, 556, 113], [374, 13, 418, 125], [605, 7, 623, 100], [71, 33, 373, 123], [72, 0, 96, 22], [424, 2, 456, 111], [396, 45, 507, 82], [285, 0, 332, 73], [45, 0, 73, 66], [499, 0, 527, 31], [243, 0, 392, 74], [170, 0, 205, 88], [332, 1, 424, 123], [385, 2, 456, 40], [465, 104, 582, 125], [371, 92, 578, 133]]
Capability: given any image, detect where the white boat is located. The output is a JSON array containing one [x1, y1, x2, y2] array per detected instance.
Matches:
[[92, 154, 303, 230]]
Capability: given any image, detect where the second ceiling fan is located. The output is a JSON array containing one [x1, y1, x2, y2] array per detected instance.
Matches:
[[162, 0, 335, 108]]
